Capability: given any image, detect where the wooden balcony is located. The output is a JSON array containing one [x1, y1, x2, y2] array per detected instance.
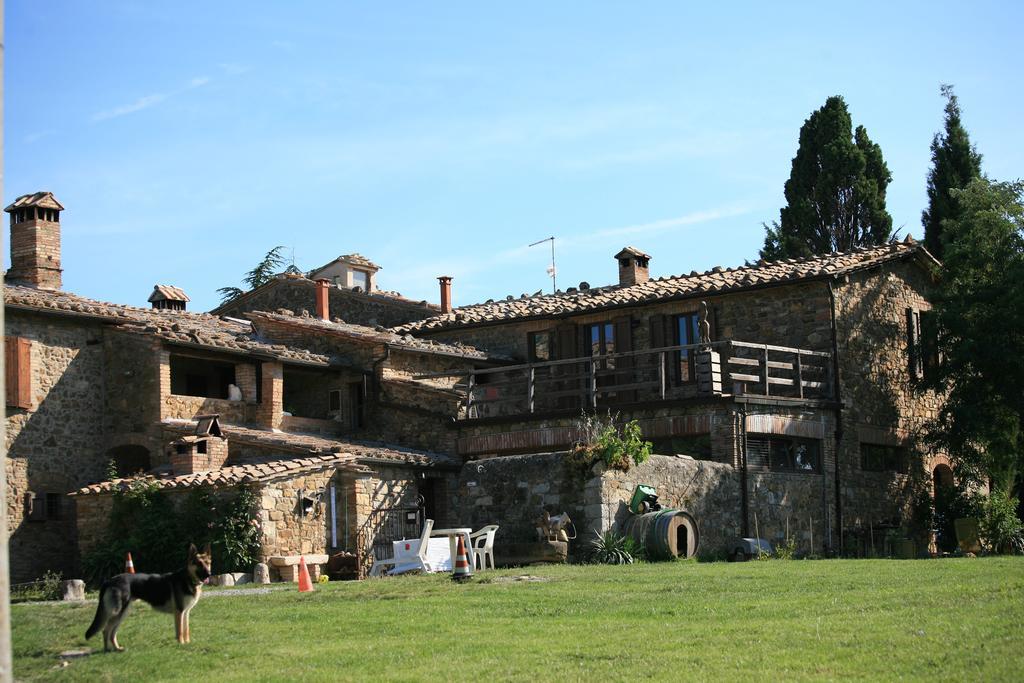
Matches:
[[415, 341, 833, 420]]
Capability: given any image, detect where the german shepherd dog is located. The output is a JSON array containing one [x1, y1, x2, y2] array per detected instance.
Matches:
[[85, 543, 212, 652]]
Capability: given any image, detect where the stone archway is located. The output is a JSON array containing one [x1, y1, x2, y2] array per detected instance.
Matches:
[[106, 444, 152, 477]]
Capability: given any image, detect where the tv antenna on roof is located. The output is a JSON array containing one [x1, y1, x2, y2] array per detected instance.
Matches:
[[528, 236, 556, 294]]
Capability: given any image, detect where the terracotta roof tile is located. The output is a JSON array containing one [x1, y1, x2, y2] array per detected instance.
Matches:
[[148, 284, 190, 303], [246, 310, 511, 361], [161, 421, 462, 468], [73, 452, 371, 495], [4, 285, 337, 367], [393, 242, 936, 334]]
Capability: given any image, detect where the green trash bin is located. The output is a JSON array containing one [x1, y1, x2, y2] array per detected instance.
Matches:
[[629, 484, 660, 515]]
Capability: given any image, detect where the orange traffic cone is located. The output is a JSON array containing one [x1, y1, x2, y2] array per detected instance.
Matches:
[[452, 535, 473, 583], [124, 552, 135, 574], [297, 557, 314, 593]]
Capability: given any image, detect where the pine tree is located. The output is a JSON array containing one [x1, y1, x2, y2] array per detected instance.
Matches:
[[924, 178, 1024, 494], [761, 96, 893, 260], [922, 84, 983, 261], [218, 246, 300, 304]]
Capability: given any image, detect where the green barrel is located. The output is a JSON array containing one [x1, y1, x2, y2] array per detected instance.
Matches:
[[623, 509, 700, 560]]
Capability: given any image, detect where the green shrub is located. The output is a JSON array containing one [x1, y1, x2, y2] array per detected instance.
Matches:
[[588, 530, 635, 565], [978, 490, 1024, 554], [10, 570, 64, 603], [774, 537, 798, 560], [572, 412, 652, 471], [82, 470, 262, 585]]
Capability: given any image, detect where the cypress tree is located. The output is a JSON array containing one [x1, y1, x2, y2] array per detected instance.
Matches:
[[761, 96, 893, 260], [922, 84, 983, 261]]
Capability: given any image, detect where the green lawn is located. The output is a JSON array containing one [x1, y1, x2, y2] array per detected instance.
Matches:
[[11, 558, 1024, 681]]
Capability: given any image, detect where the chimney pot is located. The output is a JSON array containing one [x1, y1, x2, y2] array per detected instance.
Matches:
[[438, 276, 453, 315], [315, 279, 331, 321]]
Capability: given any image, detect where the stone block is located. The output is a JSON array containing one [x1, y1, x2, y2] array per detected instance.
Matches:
[[254, 563, 271, 584], [61, 579, 85, 601]]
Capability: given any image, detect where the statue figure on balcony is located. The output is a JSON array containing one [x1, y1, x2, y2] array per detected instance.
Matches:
[[699, 301, 712, 347]]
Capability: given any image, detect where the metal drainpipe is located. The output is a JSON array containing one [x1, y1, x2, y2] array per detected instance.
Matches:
[[740, 404, 750, 537], [827, 279, 844, 553]]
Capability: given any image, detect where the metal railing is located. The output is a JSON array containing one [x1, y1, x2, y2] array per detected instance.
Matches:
[[363, 504, 424, 561], [414, 340, 833, 419]]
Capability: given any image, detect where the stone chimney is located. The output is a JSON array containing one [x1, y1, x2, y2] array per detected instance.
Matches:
[[315, 278, 331, 321], [438, 276, 453, 315], [615, 246, 651, 287], [4, 191, 64, 290]]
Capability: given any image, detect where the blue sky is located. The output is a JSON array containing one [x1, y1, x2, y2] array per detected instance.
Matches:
[[6, 2, 1023, 312]]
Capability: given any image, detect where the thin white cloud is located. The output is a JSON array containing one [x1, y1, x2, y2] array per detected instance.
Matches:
[[24, 130, 56, 144], [387, 203, 750, 300], [91, 76, 212, 123], [218, 63, 250, 76], [586, 205, 751, 242]]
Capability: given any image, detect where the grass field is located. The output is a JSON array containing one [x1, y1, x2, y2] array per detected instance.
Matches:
[[11, 557, 1024, 681]]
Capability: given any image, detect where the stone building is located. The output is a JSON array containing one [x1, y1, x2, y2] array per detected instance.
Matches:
[[4, 190, 949, 582], [393, 239, 948, 556]]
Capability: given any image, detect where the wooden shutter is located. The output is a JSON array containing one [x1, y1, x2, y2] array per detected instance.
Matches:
[[554, 324, 579, 360], [613, 316, 635, 402], [5, 337, 32, 409], [649, 314, 666, 350], [920, 311, 939, 379], [648, 314, 675, 388]]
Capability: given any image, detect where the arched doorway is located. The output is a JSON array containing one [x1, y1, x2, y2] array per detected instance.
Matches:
[[107, 444, 151, 477]]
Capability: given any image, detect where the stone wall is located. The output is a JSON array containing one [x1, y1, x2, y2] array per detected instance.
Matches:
[[832, 260, 943, 540], [455, 402, 735, 462], [216, 276, 437, 328], [162, 393, 254, 424], [103, 330, 162, 450], [363, 380, 460, 454], [452, 452, 590, 555], [257, 470, 339, 566], [4, 312, 109, 581], [450, 449, 840, 561], [597, 455, 741, 557]]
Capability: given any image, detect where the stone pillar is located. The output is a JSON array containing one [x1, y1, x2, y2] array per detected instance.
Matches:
[[257, 361, 284, 430], [695, 350, 722, 395], [349, 474, 375, 578], [158, 350, 172, 420], [235, 363, 257, 403]]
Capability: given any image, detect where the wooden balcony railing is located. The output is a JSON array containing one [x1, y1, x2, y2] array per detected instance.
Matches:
[[414, 340, 832, 420]]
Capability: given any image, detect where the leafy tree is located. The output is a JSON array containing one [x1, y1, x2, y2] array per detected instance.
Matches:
[[217, 245, 301, 304], [922, 85, 983, 261], [761, 96, 893, 260], [923, 178, 1024, 495]]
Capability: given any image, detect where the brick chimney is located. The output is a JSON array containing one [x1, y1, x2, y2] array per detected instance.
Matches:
[[615, 246, 651, 286], [315, 278, 331, 321], [438, 276, 453, 315], [4, 192, 64, 290], [168, 415, 228, 474], [168, 435, 228, 475]]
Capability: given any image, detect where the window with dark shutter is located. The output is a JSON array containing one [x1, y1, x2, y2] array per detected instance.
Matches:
[[920, 311, 940, 380], [5, 336, 32, 409], [906, 309, 922, 380]]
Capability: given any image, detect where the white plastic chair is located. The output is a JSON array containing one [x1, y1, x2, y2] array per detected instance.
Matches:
[[369, 519, 435, 577], [470, 524, 499, 570]]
